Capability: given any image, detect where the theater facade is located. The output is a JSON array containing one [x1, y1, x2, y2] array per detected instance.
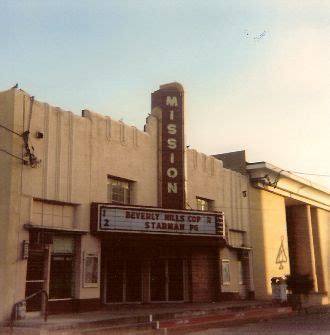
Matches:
[[0, 83, 253, 321]]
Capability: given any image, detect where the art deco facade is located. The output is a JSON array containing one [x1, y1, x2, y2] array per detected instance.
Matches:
[[0, 83, 252, 321]]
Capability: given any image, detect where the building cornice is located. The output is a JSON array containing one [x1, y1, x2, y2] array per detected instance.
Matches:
[[246, 162, 330, 211]]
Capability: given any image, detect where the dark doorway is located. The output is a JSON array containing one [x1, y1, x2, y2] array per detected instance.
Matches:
[[150, 259, 184, 302], [150, 259, 167, 301], [105, 259, 142, 303], [106, 259, 124, 303], [168, 259, 184, 301], [49, 254, 73, 299], [126, 260, 142, 302]]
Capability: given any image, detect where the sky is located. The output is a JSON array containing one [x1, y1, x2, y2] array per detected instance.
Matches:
[[1, 0, 329, 189]]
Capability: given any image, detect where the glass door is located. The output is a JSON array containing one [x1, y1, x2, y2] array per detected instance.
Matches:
[[150, 259, 166, 301], [168, 259, 184, 301], [126, 260, 142, 302], [150, 259, 184, 302], [106, 259, 124, 303], [49, 236, 75, 300], [105, 259, 142, 303], [49, 254, 73, 299]]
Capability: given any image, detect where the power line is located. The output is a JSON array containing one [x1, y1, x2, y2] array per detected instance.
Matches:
[[0, 123, 22, 137], [0, 148, 25, 162], [289, 171, 330, 178]]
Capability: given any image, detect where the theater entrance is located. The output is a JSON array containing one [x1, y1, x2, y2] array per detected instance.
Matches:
[[101, 233, 222, 304], [103, 257, 186, 303]]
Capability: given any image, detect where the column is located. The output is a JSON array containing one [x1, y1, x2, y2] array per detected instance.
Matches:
[[287, 205, 318, 292]]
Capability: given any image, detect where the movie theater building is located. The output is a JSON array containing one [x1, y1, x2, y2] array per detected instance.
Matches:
[[0, 83, 252, 321]]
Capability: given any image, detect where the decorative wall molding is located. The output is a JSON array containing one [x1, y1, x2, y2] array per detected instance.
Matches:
[[106, 117, 111, 141], [67, 112, 74, 202], [55, 108, 61, 200], [120, 122, 126, 145], [42, 103, 50, 199], [132, 126, 138, 148]]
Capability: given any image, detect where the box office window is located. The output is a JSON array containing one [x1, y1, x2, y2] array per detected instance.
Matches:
[[108, 178, 131, 204], [49, 236, 75, 299]]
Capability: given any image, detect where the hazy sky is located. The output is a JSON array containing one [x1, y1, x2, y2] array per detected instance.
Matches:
[[1, 0, 329, 188]]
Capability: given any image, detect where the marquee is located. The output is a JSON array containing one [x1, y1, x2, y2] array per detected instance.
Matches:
[[91, 203, 225, 238]]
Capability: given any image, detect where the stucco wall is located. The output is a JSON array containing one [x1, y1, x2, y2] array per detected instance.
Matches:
[[13, 90, 160, 305], [219, 247, 240, 294], [0, 89, 28, 321], [186, 149, 250, 235], [249, 186, 290, 300]]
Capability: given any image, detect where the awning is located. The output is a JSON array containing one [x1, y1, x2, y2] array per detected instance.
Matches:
[[24, 223, 88, 235]]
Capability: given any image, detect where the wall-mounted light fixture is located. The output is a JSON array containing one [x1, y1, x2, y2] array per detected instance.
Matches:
[[35, 131, 43, 139]]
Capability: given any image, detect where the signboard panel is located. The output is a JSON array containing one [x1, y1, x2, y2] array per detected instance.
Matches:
[[92, 204, 225, 238], [152, 83, 185, 209]]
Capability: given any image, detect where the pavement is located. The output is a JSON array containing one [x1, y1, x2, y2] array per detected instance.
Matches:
[[0, 300, 300, 334], [188, 306, 330, 335], [10, 300, 274, 327]]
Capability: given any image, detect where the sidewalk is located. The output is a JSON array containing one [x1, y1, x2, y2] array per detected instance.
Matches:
[[11, 300, 272, 325], [1, 301, 294, 334]]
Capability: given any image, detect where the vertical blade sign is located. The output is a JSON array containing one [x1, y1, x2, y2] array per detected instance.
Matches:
[[151, 83, 185, 210]]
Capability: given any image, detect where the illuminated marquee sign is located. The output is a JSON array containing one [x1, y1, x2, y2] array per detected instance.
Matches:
[[91, 204, 225, 238], [152, 83, 185, 210]]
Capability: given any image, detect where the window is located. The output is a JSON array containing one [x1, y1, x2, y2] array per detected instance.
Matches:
[[108, 177, 131, 204], [196, 197, 212, 211], [229, 230, 245, 247], [32, 200, 75, 228]]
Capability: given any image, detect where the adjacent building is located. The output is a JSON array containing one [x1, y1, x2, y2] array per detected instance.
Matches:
[[216, 151, 330, 304]]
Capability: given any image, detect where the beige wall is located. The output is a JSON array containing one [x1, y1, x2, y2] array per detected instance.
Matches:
[[249, 186, 290, 300], [0, 89, 159, 320], [249, 181, 329, 302], [186, 150, 250, 236], [0, 89, 29, 321], [16, 91, 159, 306], [220, 247, 240, 294]]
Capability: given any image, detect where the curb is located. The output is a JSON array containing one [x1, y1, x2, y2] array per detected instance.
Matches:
[[156, 306, 294, 332]]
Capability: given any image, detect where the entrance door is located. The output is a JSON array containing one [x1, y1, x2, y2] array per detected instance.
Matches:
[[125, 260, 142, 302], [150, 259, 184, 302], [105, 259, 142, 303], [168, 259, 184, 301], [150, 260, 166, 301], [49, 254, 73, 299]]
